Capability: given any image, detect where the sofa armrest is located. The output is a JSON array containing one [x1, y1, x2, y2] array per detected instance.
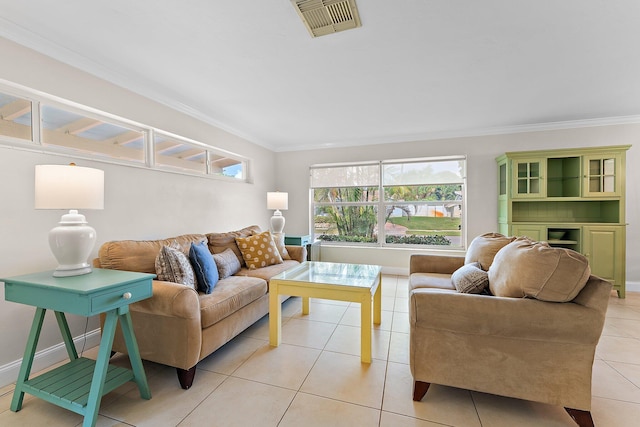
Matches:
[[410, 288, 607, 345], [410, 254, 465, 275], [129, 280, 201, 320], [285, 245, 307, 263]]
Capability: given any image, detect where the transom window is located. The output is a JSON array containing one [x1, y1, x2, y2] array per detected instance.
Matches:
[[311, 157, 466, 248], [0, 83, 248, 182]]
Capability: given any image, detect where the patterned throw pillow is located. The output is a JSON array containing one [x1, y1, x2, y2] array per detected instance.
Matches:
[[235, 231, 284, 270], [212, 248, 242, 279], [451, 262, 489, 294], [189, 241, 219, 294], [155, 243, 197, 289]]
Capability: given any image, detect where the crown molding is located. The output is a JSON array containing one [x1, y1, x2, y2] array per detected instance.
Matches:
[[271, 115, 640, 152], [0, 18, 275, 151]]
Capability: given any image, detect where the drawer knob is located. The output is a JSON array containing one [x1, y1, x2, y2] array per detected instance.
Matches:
[[122, 292, 132, 300]]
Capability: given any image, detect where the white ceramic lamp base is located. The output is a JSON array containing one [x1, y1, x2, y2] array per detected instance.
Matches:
[[49, 210, 96, 277], [270, 210, 286, 234]]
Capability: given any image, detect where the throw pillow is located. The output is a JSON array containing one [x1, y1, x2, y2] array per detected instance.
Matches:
[[155, 242, 197, 289], [206, 225, 261, 267], [465, 232, 516, 270], [451, 262, 489, 294], [213, 248, 241, 279], [271, 232, 291, 260], [235, 231, 284, 270], [488, 239, 591, 302], [189, 241, 219, 294]]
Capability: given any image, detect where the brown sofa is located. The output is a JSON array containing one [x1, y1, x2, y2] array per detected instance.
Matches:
[[94, 225, 306, 389], [409, 234, 612, 427]]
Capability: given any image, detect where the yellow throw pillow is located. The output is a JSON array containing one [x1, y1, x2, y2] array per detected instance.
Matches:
[[236, 231, 284, 269]]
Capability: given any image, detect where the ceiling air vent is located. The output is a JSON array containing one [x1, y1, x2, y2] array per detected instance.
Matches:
[[292, 0, 361, 38]]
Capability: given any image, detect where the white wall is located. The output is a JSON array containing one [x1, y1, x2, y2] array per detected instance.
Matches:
[[0, 37, 276, 385], [276, 124, 639, 278]]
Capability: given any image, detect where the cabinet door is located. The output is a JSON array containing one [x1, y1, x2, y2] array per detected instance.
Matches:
[[512, 158, 546, 198], [583, 154, 621, 197], [583, 225, 624, 296], [511, 224, 545, 241]]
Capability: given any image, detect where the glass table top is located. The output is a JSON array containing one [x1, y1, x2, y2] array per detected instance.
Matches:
[[271, 261, 381, 288]]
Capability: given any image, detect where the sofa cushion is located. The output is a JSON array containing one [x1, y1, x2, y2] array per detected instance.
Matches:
[[236, 231, 283, 269], [189, 241, 219, 294], [451, 262, 489, 294], [206, 225, 261, 267], [489, 238, 591, 302], [199, 275, 267, 328], [155, 243, 197, 289], [237, 259, 301, 286], [465, 232, 516, 271], [213, 248, 241, 279], [99, 234, 206, 274]]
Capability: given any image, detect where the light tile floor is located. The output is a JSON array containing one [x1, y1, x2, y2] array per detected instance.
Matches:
[[2, 275, 640, 426]]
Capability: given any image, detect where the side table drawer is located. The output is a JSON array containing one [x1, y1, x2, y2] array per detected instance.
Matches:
[[91, 280, 152, 313]]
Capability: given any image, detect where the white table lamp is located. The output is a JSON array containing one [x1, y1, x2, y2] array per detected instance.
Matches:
[[35, 164, 105, 277], [267, 191, 288, 234]]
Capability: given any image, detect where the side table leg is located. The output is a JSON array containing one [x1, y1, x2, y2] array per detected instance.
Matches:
[[118, 307, 151, 399], [54, 311, 78, 360], [11, 307, 46, 412], [83, 309, 118, 427]]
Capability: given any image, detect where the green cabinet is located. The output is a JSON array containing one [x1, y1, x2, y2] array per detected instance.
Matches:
[[497, 145, 630, 298]]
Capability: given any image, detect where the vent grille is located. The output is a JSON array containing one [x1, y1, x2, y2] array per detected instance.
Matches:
[[292, 0, 361, 38]]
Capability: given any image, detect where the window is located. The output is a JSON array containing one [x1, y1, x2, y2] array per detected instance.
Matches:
[[311, 157, 466, 248], [41, 103, 146, 163], [0, 81, 249, 182], [0, 91, 32, 142]]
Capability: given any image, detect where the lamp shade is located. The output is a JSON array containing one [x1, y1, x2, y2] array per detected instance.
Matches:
[[267, 192, 288, 210], [35, 164, 104, 210]]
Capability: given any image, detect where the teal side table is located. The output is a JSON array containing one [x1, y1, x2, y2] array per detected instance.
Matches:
[[2, 268, 154, 427]]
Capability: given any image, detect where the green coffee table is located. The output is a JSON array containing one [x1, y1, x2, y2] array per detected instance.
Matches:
[[2, 268, 154, 427]]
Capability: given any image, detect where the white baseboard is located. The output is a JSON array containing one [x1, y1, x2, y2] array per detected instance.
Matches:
[[626, 281, 640, 293], [381, 266, 409, 276], [0, 328, 101, 389]]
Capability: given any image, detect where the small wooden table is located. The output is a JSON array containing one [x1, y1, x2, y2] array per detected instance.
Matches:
[[269, 261, 382, 363], [2, 268, 154, 427]]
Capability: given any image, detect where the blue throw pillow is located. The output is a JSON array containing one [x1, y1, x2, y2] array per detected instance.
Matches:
[[189, 241, 219, 294]]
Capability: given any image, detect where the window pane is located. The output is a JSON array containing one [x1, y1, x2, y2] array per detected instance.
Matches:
[[383, 159, 463, 185], [154, 133, 207, 174], [41, 104, 144, 162], [311, 164, 379, 188], [384, 202, 462, 246], [314, 187, 379, 203], [0, 92, 32, 141], [210, 152, 244, 179], [314, 205, 378, 243], [384, 184, 462, 202]]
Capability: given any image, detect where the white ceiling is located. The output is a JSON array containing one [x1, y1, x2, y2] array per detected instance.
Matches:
[[1, 0, 639, 152]]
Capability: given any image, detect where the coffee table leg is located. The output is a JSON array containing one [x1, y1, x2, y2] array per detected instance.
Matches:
[[269, 281, 282, 347], [302, 296, 310, 315], [360, 294, 372, 363], [374, 273, 382, 325]]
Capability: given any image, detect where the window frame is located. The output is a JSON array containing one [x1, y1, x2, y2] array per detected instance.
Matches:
[[311, 156, 467, 249]]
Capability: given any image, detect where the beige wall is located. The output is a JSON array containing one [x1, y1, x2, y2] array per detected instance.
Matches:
[[0, 37, 276, 385], [276, 125, 640, 278]]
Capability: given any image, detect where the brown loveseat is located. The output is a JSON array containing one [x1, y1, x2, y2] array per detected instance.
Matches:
[[94, 225, 306, 389], [409, 233, 612, 427]]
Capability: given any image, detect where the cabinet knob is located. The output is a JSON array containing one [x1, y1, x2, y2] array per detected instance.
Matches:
[[122, 292, 132, 300]]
